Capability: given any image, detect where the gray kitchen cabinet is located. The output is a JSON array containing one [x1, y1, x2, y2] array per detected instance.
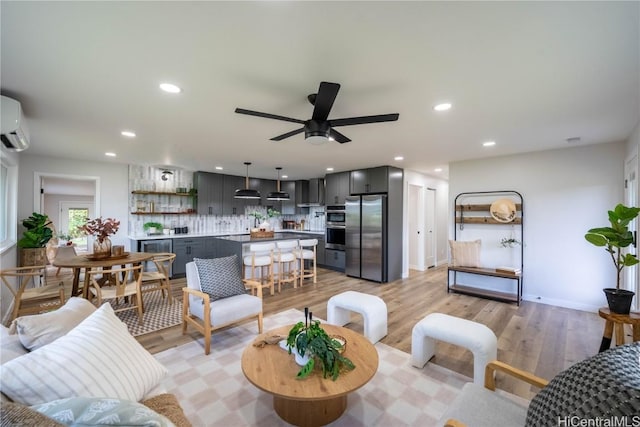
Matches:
[[195, 171, 223, 216], [324, 248, 345, 271], [324, 172, 350, 205], [280, 181, 308, 215], [316, 236, 325, 265], [350, 166, 389, 194], [223, 175, 247, 215], [173, 238, 206, 276]]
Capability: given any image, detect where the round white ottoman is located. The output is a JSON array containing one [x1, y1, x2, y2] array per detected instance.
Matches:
[[326, 291, 387, 344], [411, 313, 497, 385]]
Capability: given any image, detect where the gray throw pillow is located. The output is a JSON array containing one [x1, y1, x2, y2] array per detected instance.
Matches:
[[194, 255, 247, 301], [526, 343, 640, 424]]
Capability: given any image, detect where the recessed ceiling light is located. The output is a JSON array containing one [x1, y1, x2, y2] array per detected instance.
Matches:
[[159, 83, 181, 93], [282, 175, 288, 179], [121, 130, 136, 138], [394, 156, 404, 161], [105, 152, 116, 157], [215, 166, 223, 170], [434, 168, 443, 172], [483, 141, 496, 147], [434, 103, 452, 112], [326, 167, 334, 172]]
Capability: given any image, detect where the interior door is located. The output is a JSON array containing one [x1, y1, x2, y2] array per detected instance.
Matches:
[[425, 188, 436, 268], [60, 201, 94, 251], [624, 154, 638, 309], [408, 184, 424, 271]]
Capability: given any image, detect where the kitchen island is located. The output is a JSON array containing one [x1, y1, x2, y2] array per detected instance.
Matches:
[[129, 230, 325, 277], [215, 232, 325, 273]]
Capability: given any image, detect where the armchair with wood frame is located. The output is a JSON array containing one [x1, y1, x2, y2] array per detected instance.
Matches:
[[182, 259, 263, 355], [440, 343, 640, 426]]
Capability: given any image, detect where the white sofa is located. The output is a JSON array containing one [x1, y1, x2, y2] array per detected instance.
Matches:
[[0, 298, 191, 426]]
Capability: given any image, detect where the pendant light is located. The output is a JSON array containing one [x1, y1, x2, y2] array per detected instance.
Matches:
[[234, 162, 261, 199], [267, 167, 290, 201]]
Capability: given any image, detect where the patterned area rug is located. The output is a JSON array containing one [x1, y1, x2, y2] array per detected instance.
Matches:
[[112, 291, 181, 336], [154, 309, 484, 426]]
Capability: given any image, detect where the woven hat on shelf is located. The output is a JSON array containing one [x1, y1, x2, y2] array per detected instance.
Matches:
[[490, 198, 517, 223]]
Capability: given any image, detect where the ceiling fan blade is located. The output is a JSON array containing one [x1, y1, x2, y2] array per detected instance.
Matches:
[[235, 108, 305, 125], [311, 82, 341, 122], [270, 127, 305, 141], [330, 113, 399, 127], [329, 129, 351, 144]]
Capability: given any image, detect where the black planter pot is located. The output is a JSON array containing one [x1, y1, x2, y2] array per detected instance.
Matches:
[[603, 288, 635, 314]]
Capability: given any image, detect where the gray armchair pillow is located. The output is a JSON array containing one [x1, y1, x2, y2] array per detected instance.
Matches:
[[194, 255, 247, 301]]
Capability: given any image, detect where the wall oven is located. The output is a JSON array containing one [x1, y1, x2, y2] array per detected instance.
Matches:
[[325, 205, 346, 250]]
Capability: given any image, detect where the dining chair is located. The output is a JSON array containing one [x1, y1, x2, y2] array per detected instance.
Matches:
[[140, 252, 176, 305], [0, 265, 65, 322], [52, 245, 77, 276], [86, 264, 144, 325]]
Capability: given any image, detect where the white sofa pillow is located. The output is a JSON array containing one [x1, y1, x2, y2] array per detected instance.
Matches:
[[0, 303, 167, 406], [9, 297, 96, 351], [0, 325, 28, 364]]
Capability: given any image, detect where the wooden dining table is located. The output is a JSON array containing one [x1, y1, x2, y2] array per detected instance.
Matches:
[[52, 251, 154, 299]]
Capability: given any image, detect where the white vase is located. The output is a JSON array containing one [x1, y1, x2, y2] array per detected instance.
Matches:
[[259, 221, 271, 231], [294, 350, 311, 366]]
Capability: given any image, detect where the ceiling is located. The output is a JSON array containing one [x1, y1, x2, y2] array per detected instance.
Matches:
[[1, 1, 638, 180]]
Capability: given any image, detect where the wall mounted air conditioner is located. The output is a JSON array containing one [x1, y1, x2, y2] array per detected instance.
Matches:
[[1, 95, 30, 151]]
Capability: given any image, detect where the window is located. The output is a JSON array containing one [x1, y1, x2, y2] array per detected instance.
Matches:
[[0, 154, 18, 254]]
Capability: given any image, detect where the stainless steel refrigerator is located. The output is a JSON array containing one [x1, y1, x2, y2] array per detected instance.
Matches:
[[345, 195, 387, 282]]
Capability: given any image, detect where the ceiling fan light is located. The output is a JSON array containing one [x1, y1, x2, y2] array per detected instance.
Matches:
[[306, 135, 329, 145]]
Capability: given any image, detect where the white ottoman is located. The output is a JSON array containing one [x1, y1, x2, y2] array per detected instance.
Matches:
[[326, 291, 387, 344], [411, 313, 497, 385]]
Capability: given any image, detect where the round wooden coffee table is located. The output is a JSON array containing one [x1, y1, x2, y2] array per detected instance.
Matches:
[[241, 324, 379, 427]]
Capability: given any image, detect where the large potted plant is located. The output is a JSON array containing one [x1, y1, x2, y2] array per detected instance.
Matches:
[[286, 309, 355, 380], [18, 212, 54, 266], [585, 203, 640, 314]]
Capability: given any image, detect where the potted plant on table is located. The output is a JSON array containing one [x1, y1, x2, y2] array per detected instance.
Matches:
[[78, 217, 120, 259], [585, 203, 640, 314], [18, 212, 54, 266], [286, 308, 355, 381]]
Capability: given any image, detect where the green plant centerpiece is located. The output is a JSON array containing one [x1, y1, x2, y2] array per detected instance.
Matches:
[[585, 203, 640, 314], [286, 309, 355, 380], [18, 212, 54, 266]]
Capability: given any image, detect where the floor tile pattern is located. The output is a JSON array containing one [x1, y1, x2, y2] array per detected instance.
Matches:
[[154, 309, 478, 426]]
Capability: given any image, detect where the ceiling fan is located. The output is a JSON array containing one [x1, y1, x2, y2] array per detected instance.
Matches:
[[235, 81, 399, 144]]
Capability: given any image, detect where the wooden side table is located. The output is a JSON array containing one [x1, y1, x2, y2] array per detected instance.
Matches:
[[598, 307, 640, 352]]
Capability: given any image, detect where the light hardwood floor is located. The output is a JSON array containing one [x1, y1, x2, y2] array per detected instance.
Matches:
[[129, 265, 608, 400]]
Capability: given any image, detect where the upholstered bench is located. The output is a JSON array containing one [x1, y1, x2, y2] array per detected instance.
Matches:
[[411, 313, 497, 385], [326, 291, 387, 343]]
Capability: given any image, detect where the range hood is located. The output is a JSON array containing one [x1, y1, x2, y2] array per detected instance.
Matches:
[[297, 178, 325, 207]]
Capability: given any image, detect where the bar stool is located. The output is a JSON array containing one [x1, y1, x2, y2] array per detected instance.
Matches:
[[243, 242, 275, 296], [296, 238, 318, 286], [274, 240, 299, 293]]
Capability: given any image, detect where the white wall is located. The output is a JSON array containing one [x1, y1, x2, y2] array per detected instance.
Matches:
[[402, 170, 449, 277], [18, 154, 129, 248], [449, 142, 625, 312]]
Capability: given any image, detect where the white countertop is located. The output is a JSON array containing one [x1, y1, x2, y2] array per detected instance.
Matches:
[[128, 229, 324, 241]]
